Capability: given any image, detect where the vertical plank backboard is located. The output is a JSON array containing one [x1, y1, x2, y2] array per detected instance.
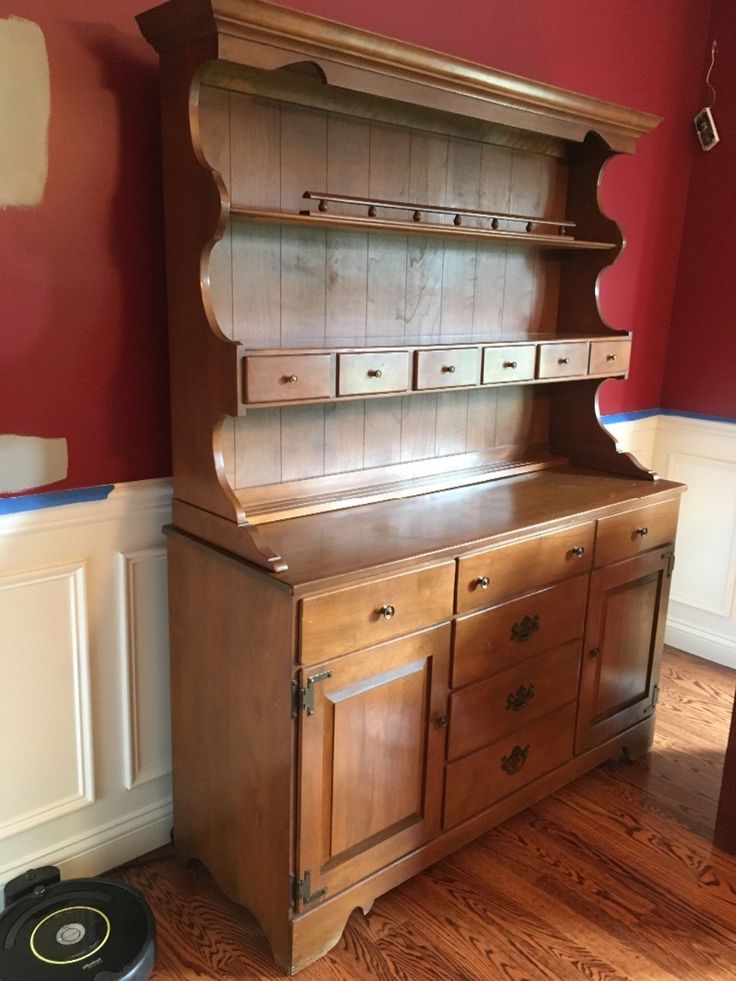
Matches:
[[235, 409, 282, 487], [230, 93, 281, 347], [280, 404, 326, 481], [324, 401, 365, 474], [501, 150, 541, 334], [465, 388, 498, 452], [441, 138, 481, 337], [435, 390, 470, 456], [280, 104, 327, 346], [363, 397, 403, 467], [367, 123, 410, 340], [405, 132, 447, 340], [400, 393, 437, 462], [474, 144, 512, 337], [495, 387, 551, 449], [326, 115, 369, 342]]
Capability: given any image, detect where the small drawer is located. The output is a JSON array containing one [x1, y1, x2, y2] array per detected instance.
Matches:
[[300, 562, 455, 664], [595, 498, 680, 567], [448, 639, 581, 761], [588, 338, 631, 376], [415, 348, 481, 390], [536, 341, 589, 379], [482, 345, 536, 384], [244, 354, 334, 404], [337, 351, 410, 396], [444, 703, 576, 828], [457, 521, 594, 613], [453, 575, 588, 688]]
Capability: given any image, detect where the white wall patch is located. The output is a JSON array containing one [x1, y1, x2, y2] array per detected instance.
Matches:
[[0, 17, 50, 207], [0, 434, 68, 493]]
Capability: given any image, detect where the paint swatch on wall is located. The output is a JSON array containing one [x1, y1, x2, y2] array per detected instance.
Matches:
[[0, 17, 50, 207]]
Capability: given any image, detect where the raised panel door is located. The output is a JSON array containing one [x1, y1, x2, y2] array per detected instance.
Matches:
[[576, 548, 673, 753], [295, 624, 450, 907]]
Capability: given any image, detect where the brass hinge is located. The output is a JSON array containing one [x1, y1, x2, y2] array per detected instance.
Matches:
[[666, 552, 676, 578], [652, 684, 660, 708], [291, 870, 327, 909], [292, 670, 333, 718]]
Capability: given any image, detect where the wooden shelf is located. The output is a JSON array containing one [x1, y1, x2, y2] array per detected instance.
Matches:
[[229, 207, 617, 251], [237, 454, 567, 524]]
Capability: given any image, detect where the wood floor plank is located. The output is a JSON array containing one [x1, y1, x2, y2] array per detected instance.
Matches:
[[109, 647, 736, 979]]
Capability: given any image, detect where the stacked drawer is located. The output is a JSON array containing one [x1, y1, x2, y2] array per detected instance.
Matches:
[[242, 338, 631, 404], [444, 521, 594, 828]]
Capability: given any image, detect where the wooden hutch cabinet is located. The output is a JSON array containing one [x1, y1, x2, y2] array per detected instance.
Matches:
[[137, 0, 684, 972]]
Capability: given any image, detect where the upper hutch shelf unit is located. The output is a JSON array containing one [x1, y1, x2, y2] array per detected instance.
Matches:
[[139, 1, 683, 974]]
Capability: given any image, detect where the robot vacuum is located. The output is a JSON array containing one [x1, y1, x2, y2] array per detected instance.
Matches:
[[0, 866, 155, 980]]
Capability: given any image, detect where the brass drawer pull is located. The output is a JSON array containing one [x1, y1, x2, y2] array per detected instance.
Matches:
[[503, 360, 518, 369], [511, 614, 540, 642], [442, 365, 456, 373], [589, 647, 601, 659], [635, 526, 649, 537], [501, 744, 530, 775], [558, 357, 570, 365], [284, 374, 299, 383], [606, 353, 617, 362], [475, 575, 490, 589], [506, 683, 536, 712], [378, 604, 396, 620], [435, 715, 449, 729], [570, 546, 585, 557], [367, 368, 383, 378]]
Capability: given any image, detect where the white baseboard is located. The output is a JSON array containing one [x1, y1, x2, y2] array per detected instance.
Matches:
[[665, 619, 736, 671]]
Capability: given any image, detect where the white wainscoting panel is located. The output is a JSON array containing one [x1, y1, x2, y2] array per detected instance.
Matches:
[[119, 548, 171, 790], [0, 563, 93, 837], [0, 480, 173, 894], [605, 413, 736, 668]]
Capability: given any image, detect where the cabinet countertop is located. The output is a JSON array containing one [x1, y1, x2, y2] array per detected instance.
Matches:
[[249, 468, 684, 592]]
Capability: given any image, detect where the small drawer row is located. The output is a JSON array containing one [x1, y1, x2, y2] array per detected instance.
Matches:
[[243, 337, 631, 404], [298, 496, 679, 667]]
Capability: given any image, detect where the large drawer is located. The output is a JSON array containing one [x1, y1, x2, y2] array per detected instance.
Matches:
[[448, 639, 581, 761], [452, 575, 588, 688], [444, 702, 576, 828], [595, 498, 679, 567], [457, 521, 594, 613], [300, 562, 455, 664], [243, 353, 334, 403]]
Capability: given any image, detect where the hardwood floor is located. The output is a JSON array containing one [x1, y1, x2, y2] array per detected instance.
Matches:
[[111, 647, 736, 980]]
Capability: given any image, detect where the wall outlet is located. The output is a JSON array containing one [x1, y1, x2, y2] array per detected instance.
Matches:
[[694, 106, 720, 151]]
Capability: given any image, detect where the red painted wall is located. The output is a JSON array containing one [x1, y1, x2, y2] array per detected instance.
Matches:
[[663, 0, 736, 420], [0, 1, 713, 493]]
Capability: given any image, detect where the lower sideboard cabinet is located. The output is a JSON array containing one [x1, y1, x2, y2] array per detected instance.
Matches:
[[165, 482, 681, 975]]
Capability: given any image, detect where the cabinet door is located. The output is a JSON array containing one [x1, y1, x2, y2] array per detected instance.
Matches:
[[576, 549, 674, 753], [295, 624, 450, 906]]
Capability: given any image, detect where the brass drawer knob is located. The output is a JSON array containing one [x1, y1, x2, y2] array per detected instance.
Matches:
[[506, 683, 536, 711], [606, 353, 617, 362], [511, 614, 540, 642], [635, 527, 649, 537], [378, 604, 395, 620], [284, 374, 299, 384], [475, 575, 490, 589], [443, 365, 456, 373], [558, 357, 570, 365], [435, 715, 449, 729], [503, 360, 518, 369], [501, 744, 530, 775], [589, 647, 601, 659], [571, 546, 585, 558], [368, 368, 383, 378]]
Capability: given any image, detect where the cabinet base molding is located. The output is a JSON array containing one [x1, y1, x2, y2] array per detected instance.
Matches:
[[180, 717, 655, 975]]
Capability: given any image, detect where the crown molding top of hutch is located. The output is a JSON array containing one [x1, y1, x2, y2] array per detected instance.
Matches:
[[137, 0, 660, 152]]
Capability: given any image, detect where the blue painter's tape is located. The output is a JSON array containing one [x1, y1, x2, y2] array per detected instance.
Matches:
[[0, 484, 114, 515], [601, 408, 661, 424], [602, 408, 736, 426]]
